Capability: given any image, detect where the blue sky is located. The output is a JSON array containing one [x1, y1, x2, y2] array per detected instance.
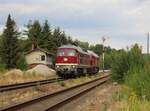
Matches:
[[0, 0, 150, 52]]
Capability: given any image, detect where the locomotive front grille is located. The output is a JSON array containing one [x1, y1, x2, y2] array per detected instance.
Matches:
[[56, 65, 76, 70], [56, 65, 77, 73]]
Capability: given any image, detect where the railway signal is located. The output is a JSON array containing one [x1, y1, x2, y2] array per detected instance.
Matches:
[[101, 36, 110, 73]]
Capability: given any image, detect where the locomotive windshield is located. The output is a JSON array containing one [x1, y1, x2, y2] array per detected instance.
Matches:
[[67, 49, 76, 56], [57, 50, 65, 56], [57, 49, 76, 56]]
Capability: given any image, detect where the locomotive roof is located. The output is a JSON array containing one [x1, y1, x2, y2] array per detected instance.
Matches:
[[59, 45, 99, 57], [59, 45, 89, 55], [87, 50, 99, 58]]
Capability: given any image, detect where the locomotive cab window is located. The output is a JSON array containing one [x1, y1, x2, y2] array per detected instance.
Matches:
[[67, 49, 76, 56], [41, 55, 45, 61], [57, 50, 65, 56]]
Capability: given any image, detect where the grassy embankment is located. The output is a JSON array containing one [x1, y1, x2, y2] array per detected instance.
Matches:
[[111, 44, 150, 111], [0, 70, 49, 85]]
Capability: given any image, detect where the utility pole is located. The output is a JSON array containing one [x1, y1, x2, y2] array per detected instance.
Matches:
[[147, 32, 149, 54], [102, 46, 105, 73]]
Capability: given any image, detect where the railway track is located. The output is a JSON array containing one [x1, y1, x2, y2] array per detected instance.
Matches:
[[0, 78, 62, 92], [0, 74, 110, 111]]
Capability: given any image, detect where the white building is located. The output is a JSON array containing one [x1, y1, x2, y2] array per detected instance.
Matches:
[[25, 47, 54, 69]]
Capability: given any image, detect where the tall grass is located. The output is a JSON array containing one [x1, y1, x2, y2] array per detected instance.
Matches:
[[125, 66, 150, 100], [114, 85, 150, 111]]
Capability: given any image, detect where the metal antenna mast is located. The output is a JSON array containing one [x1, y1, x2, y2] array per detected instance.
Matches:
[[147, 32, 149, 54]]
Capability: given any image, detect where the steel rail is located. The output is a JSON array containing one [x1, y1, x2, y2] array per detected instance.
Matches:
[[0, 74, 109, 111], [0, 78, 62, 92]]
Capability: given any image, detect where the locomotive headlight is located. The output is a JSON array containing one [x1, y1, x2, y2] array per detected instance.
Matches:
[[56, 65, 60, 68], [64, 58, 68, 61], [72, 65, 75, 68]]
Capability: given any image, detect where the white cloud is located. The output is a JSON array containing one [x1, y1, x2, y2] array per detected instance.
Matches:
[[0, 26, 3, 34], [0, 0, 150, 52]]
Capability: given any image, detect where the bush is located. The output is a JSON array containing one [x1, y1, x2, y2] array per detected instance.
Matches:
[[16, 54, 27, 70], [0, 57, 6, 72], [111, 50, 130, 83], [0, 63, 6, 72], [111, 44, 150, 110], [111, 44, 145, 83], [104, 53, 113, 69], [125, 66, 150, 100]]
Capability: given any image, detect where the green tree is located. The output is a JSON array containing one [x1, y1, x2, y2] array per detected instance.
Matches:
[[1, 14, 19, 69], [53, 27, 62, 47], [105, 46, 112, 54], [25, 20, 42, 48], [67, 36, 74, 44], [52, 27, 68, 51], [90, 44, 103, 55], [60, 31, 68, 45], [41, 20, 52, 49], [0, 34, 2, 44], [16, 53, 27, 70], [79, 41, 89, 49], [72, 39, 79, 46], [0, 34, 2, 54], [18, 39, 30, 52], [0, 34, 3, 64]]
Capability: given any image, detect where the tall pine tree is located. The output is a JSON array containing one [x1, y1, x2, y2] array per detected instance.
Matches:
[[41, 20, 53, 50], [60, 31, 68, 45], [1, 14, 19, 69], [53, 27, 67, 47], [25, 20, 69, 52], [25, 20, 42, 47]]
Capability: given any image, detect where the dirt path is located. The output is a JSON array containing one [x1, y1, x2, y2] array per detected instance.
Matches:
[[77, 83, 120, 111], [56, 82, 120, 111]]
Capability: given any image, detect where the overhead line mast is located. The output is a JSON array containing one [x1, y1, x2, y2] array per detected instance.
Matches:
[[147, 32, 149, 54]]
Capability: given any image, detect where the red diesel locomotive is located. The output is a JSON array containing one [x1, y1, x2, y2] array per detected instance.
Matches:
[[55, 45, 99, 77]]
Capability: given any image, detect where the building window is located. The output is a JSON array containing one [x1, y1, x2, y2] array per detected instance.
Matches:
[[41, 55, 45, 61]]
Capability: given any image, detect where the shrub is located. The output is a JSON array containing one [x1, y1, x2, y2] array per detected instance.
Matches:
[[125, 66, 150, 100], [0, 63, 6, 72], [0, 57, 6, 72], [111, 44, 145, 83], [111, 50, 130, 83], [16, 54, 27, 70]]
